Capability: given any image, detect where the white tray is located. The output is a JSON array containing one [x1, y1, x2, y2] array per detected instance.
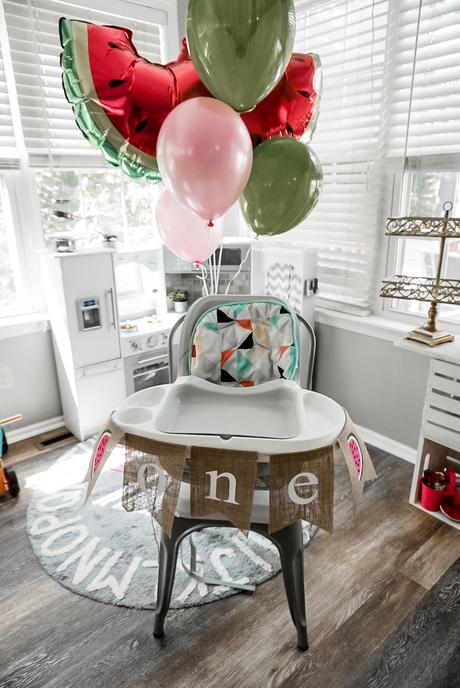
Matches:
[[113, 380, 345, 455], [155, 377, 303, 439]]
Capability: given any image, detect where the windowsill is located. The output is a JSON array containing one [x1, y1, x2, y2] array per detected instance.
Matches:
[[314, 307, 460, 344], [0, 312, 49, 340], [315, 307, 412, 342]]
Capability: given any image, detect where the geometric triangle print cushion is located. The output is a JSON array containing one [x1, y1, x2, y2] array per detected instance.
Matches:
[[190, 300, 299, 387]]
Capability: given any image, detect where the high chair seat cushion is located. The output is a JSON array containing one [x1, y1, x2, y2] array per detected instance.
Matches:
[[189, 300, 299, 387]]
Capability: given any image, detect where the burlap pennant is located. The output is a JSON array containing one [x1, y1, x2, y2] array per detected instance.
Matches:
[[122, 435, 188, 536], [269, 445, 334, 534], [190, 447, 258, 532], [84, 418, 124, 503], [336, 412, 377, 510]]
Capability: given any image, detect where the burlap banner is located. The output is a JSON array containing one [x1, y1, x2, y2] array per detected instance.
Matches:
[[85, 417, 124, 503], [269, 445, 334, 534], [84, 414, 376, 535], [336, 412, 377, 512], [122, 435, 188, 536], [190, 446, 258, 532]]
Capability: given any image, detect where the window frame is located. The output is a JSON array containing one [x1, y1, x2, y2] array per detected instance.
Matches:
[[379, 154, 460, 333], [0, 170, 46, 318]]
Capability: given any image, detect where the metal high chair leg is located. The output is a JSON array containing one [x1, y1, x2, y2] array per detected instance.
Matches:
[[266, 521, 308, 650], [153, 517, 193, 638], [153, 517, 308, 650]]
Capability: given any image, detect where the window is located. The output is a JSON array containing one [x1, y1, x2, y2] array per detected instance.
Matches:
[[36, 169, 162, 247], [0, 179, 23, 312], [383, 0, 460, 324], [390, 169, 460, 322], [291, 0, 393, 314], [291, 0, 460, 316], [0, 0, 174, 318], [3, 0, 165, 166]]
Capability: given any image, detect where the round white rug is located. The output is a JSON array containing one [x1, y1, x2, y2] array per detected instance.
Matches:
[[26, 440, 315, 609]]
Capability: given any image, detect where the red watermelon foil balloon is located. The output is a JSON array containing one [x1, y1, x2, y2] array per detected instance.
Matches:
[[242, 53, 322, 147], [59, 20, 208, 181], [60, 17, 321, 182]]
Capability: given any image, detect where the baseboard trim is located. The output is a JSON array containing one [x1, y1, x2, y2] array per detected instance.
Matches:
[[356, 424, 417, 464], [5, 416, 65, 444]]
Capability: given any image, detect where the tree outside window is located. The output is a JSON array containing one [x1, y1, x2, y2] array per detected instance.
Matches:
[[35, 169, 162, 247]]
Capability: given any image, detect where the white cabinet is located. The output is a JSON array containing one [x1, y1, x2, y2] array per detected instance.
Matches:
[[399, 339, 460, 530], [75, 360, 125, 439]]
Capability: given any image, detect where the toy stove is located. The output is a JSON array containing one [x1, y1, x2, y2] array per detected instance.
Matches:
[[120, 314, 180, 395]]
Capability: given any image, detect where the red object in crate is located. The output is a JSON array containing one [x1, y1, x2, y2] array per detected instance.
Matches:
[[420, 469, 447, 511], [444, 469, 460, 507], [420, 468, 460, 512]]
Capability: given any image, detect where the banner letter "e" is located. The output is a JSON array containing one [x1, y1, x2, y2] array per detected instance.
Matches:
[[288, 472, 318, 505]]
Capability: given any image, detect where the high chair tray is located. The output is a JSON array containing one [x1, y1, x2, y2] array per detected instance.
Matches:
[[155, 377, 303, 439], [113, 381, 346, 455]]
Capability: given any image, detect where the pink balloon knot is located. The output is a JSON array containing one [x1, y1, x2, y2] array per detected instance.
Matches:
[[208, 220, 214, 228]]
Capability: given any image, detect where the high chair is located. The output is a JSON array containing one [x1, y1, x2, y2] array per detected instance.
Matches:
[[154, 295, 317, 650]]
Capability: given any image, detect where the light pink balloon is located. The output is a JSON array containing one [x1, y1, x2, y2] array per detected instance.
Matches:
[[155, 188, 223, 264], [157, 97, 253, 223]]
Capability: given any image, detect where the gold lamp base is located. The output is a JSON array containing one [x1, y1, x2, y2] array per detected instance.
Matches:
[[405, 327, 455, 347]]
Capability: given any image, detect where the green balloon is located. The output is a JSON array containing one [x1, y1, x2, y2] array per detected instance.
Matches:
[[186, 0, 296, 113], [240, 137, 323, 236]]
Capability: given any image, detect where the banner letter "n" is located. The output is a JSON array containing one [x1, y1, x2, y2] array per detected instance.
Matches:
[[190, 447, 258, 531], [205, 470, 239, 505]]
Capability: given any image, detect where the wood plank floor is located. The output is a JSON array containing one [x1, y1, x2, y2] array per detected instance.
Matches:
[[1, 447, 459, 688], [2, 427, 76, 467]]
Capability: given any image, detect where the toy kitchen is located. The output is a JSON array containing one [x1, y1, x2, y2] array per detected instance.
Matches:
[[40, 246, 180, 441], [41, 239, 318, 441]]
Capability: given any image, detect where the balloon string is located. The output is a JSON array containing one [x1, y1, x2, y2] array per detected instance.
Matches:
[[212, 250, 217, 294], [209, 251, 215, 294], [196, 263, 209, 296], [212, 249, 218, 294], [225, 242, 253, 295], [216, 240, 223, 294]]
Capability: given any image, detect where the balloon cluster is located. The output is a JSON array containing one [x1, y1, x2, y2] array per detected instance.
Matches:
[[60, 0, 323, 265]]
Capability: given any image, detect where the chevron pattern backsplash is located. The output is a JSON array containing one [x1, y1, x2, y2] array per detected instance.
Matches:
[[265, 262, 303, 314]]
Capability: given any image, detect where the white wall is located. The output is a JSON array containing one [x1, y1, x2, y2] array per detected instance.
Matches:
[[177, 0, 187, 37], [0, 330, 62, 431]]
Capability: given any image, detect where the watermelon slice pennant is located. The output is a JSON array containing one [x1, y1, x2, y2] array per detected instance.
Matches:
[[92, 430, 111, 476], [60, 18, 163, 182], [347, 432, 363, 481]]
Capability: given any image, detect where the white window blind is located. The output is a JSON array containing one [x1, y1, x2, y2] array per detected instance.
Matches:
[[387, 0, 460, 160], [0, 2, 20, 168], [0, 52, 17, 165], [291, 0, 392, 313], [3, 0, 165, 166]]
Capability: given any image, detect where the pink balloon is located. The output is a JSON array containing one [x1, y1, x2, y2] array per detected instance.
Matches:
[[155, 188, 223, 264], [157, 97, 253, 223]]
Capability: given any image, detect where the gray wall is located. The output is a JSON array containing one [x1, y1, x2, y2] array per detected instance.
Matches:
[[0, 330, 62, 431], [0, 320, 429, 449], [315, 323, 429, 449]]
